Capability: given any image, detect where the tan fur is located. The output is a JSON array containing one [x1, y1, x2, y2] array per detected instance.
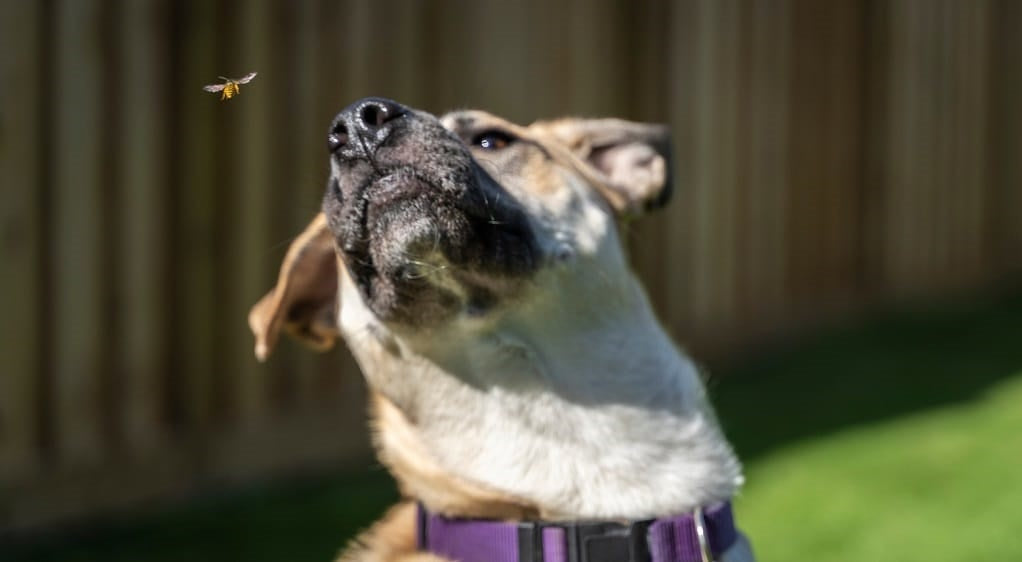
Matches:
[[527, 117, 671, 215], [248, 214, 339, 361], [447, 113, 635, 212], [371, 392, 542, 521]]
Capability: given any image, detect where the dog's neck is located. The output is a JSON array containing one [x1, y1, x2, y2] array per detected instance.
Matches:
[[340, 262, 743, 520]]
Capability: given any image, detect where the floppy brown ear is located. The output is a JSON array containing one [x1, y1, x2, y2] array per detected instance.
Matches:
[[248, 213, 340, 362], [539, 118, 673, 217]]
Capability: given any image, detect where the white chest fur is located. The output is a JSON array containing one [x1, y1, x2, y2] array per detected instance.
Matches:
[[339, 263, 743, 520]]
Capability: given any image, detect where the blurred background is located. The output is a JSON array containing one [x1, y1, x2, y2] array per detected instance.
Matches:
[[3, 0, 1022, 560]]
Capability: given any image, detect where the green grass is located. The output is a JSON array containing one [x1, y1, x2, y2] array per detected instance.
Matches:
[[733, 375, 1022, 560], [713, 290, 1022, 560], [8, 290, 1022, 561]]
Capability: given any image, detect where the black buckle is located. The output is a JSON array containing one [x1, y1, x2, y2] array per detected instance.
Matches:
[[517, 519, 653, 562]]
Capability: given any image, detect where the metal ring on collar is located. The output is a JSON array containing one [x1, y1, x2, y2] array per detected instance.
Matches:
[[692, 506, 714, 562]]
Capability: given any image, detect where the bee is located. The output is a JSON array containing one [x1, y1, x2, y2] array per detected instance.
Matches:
[[203, 72, 258, 100]]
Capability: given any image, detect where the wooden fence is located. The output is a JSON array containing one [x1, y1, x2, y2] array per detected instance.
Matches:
[[2, 0, 1021, 531]]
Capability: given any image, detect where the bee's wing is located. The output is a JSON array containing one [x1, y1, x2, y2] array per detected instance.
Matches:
[[203, 83, 226, 92], [236, 72, 258, 84]]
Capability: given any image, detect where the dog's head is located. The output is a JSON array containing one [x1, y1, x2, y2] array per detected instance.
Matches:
[[250, 98, 672, 362]]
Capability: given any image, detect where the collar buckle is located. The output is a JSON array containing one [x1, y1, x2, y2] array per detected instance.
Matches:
[[518, 519, 653, 562]]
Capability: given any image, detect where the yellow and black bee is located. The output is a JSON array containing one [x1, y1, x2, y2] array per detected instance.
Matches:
[[203, 72, 257, 101]]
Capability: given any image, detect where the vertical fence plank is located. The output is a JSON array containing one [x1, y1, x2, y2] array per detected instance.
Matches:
[[0, 0, 42, 480], [523, 0, 572, 118], [785, 0, 863, 303], [915, 3, 937, 288], [116, 0, 168, 456], [688, 0, 741, 332], [366, 0, 425, 107], [343, 0, 372, 101], [51, 0, 107, 467], [935, 3, 955, 280], [663, 0, 700, 339], [880, 0, 991, 294], [949, 1, 990, 282], [860, 0, 893, 295], [174, 0, 220, 442], [739, 0, 791, 320], [566, 0, 629, 117], [882, 0, 917, 293], [394, 0, 427, 106], [418, 0, 472, 112], [987, 0, 1022, 272], [234, 0, 275, 428], [463, 1, 532, 121]]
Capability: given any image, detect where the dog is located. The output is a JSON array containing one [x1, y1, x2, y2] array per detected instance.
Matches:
[[249, 98, 756, 562]]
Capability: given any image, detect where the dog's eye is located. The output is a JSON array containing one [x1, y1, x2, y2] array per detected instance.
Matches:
[[471, 130, 515, 151]]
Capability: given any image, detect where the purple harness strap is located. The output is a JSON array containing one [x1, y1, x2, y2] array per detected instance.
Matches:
[[417, 501, 738, 562]]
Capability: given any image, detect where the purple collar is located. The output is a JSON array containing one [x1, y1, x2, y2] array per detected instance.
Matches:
[[417, 501, 738, 562]]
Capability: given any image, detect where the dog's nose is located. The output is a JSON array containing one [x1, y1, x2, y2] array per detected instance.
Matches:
[[329, 97, 408, 154]]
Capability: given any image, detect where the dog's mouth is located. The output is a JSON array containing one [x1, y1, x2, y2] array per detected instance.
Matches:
[[322, 98, 538, 325]]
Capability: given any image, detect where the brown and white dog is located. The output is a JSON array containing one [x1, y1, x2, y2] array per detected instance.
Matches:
[[249, 98, 755, 562]]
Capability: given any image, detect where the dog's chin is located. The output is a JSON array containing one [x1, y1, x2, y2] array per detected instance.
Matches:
[[332, 172, 538, 327]]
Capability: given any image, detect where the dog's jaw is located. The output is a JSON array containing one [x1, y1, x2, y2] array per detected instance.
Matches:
[[338, 240, 744, 520]]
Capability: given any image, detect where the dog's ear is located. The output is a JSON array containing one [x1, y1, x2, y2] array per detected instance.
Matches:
[[248, 213, 339, 362], [539, 118, 673, 217]]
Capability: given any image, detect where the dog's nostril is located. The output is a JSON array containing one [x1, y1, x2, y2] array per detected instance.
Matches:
[[354, 98, 406, 131], [328, 123, 348, 152], [361, 104, 386, 128], [336, 98, 409, 144]]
